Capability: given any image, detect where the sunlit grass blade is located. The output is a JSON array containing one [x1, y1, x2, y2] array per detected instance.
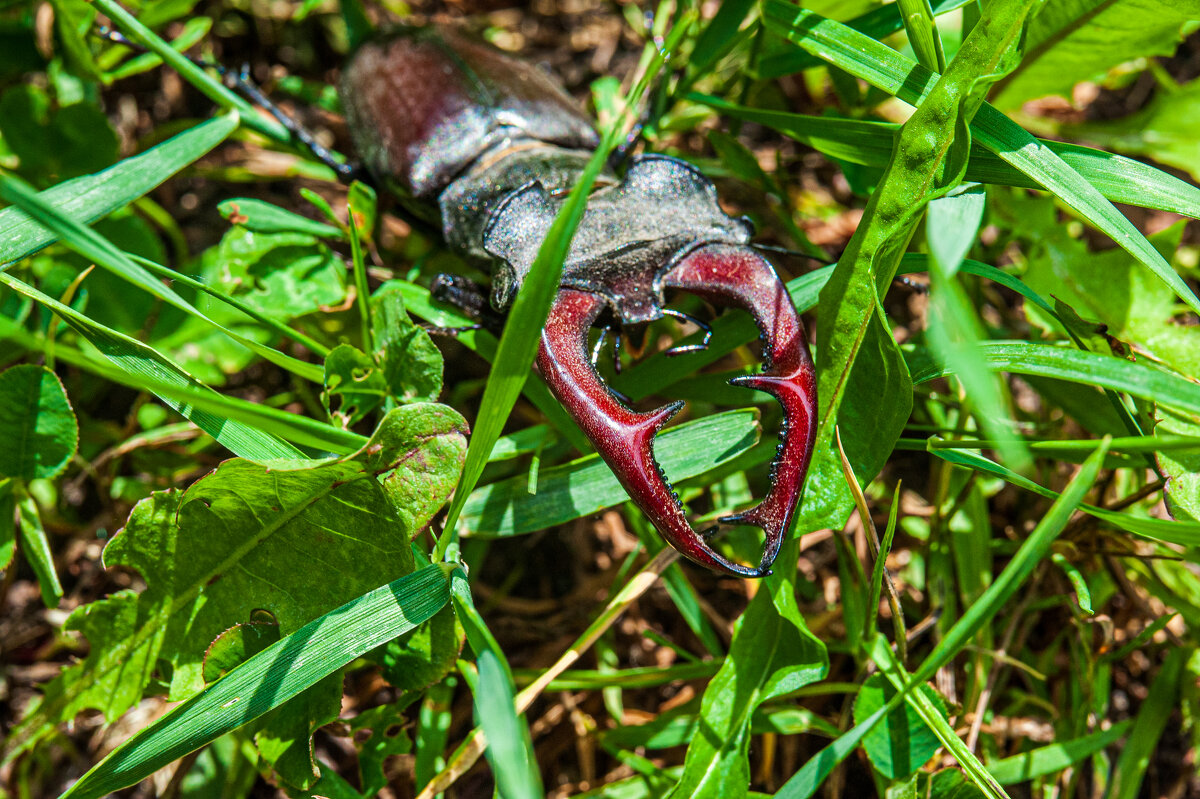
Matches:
[[462, 409, 760, 536], [0, 273, 307, 460], [760, 0, 1200, 317], [59, 564, 454, 799], [911, 340, 1200, 417], [91, 0, 289, 143], [986, 721, 1131, 785], [755, 0, 971, 77], [0, 174, 324, 382], [691, 96, 1200, 219], [451, 573, 542, 798], [931, 446, 1200, 546], [779, 440, 1109, 798], [0, 114, 238, 266]]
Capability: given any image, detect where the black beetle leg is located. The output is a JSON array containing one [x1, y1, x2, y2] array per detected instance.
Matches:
[[590, 326, 635, 406], [661, 308, 713, 356]]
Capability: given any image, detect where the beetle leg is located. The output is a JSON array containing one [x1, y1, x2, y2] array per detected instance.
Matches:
[[537, 289, 768, 577], [660, 243, 817, 575], [661, 308, 713, 356]]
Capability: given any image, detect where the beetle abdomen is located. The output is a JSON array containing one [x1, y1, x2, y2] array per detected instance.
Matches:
[[339, 25, 598, 204]]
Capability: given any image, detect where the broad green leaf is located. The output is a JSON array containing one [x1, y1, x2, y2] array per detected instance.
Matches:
[[252, 672, 343, 789], [370, 282, 443, 404], [2, 405, 466, 762], [323, 344, 389, 428], [374, 604, 462, 692], [761, 0, 1200, 318], [218, 197, 345, 239], [992, 0, 1200, 109], [0, 84, 116, 182], [0, 114, 237, 266], [0, 364, 78, 480], [853, 673, 947, 779], [668, 543, 827, 797], [0, 479, 14, 571], [0, 272, 305, 461], [461, 409, 760, 538], [58, 564, 455, 799]]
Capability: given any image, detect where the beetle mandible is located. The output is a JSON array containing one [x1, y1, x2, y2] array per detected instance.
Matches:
[[338, 24, 816, 577]]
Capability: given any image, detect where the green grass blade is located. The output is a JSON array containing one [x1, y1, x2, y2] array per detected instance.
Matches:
[[60, 564, 455, 799], [931, 446, 1200, 546], [986, 721, 1131, 785], [1107, 647, 1187, 799], [779, 440, 1108, 798], [911, 340, 1200, 417], [91, 0, 290, 143], [691, 96, 1200, 219], [462, 409, 760, 537], [760, 0, 1200, 317], [452, 573, 542, 798], [0, 114, 238, 266], [0, 273, 309, 460], [0, 174, 323, 383]]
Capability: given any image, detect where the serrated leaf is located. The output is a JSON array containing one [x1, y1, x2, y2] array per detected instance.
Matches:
[[3, 404, 466, 762], [371, 281, 444, 405], [0, 364, 78, 480]]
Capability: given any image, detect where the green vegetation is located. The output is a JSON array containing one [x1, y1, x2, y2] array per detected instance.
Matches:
[[1, 1, 1198, 797]]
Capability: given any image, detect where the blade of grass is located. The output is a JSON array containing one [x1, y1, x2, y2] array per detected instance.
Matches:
[[451, 573, 542, 799], [911, 340, 1200, 417], [761, 0, 1200, 317], [689, 97, 1200, 220], [90, 0, 289, 142], [931, 446, 1200, 546], [0, 174, 324, 383], [0, 272, 308, 460], [1107, 647, 1187, 799], [986, 721, 1131, 785], [780, 439, 1109, 799], [0, 114, 239, 266], [461, 409, 759, 537], [418, 548, 679, 798], [60, 564, 455, 799]]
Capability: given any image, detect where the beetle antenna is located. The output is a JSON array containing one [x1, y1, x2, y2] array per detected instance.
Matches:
[[95, 25, 359, 183], [751, 241, 835, 264], [662, 308, 712, 356]]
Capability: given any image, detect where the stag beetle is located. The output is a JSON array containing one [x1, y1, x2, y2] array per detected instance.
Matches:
[[337, 24, 816, 577]]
